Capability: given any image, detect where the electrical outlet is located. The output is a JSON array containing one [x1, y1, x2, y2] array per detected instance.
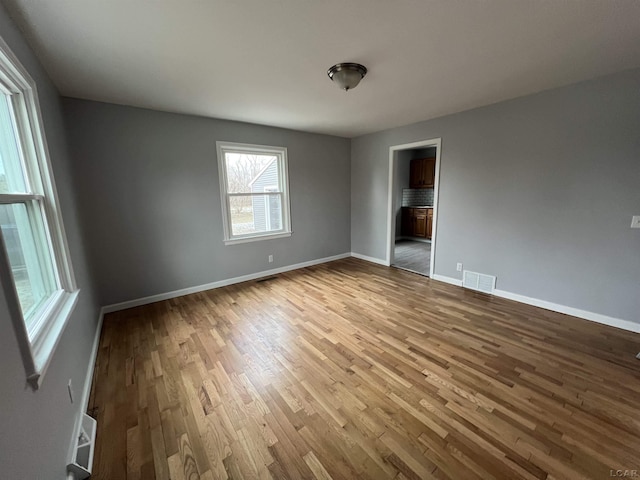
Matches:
[[456, 262, 463, 272], [631, 216, 640, 229], [268, 255, 273, 263], [67, 379, 74, 404]]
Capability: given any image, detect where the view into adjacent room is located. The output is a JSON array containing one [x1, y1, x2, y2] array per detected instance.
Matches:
[[392, 147, 436, 276]]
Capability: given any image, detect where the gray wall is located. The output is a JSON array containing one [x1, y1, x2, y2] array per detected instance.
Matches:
[[352, 68, 640, 324], [62, 98, 351, 306], [0, 4, 101, 479]]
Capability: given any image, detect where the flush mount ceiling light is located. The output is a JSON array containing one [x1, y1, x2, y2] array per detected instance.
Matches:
[[327, 63, 367, 91]]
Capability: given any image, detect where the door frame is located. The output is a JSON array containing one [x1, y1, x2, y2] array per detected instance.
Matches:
[[386, 138, 442, 278]]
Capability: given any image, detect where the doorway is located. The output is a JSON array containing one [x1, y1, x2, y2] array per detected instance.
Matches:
[[386, 138, 441, 277]]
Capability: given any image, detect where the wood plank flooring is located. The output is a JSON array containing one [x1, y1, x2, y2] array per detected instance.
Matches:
[[88, 258, 640, 480]]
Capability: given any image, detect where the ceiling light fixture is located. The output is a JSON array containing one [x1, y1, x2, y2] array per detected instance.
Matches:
[[327, 63, 367, 91]]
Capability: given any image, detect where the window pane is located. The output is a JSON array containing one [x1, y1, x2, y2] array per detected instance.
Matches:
[[224, 153, 278, 193], [229, 194, 283, 236], [0, 202, 56, 328], [0, 94, 28, 194]]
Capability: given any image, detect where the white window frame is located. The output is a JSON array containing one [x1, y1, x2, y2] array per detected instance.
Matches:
[[216, 141, 292, 245], [0, 37, 79, 390]]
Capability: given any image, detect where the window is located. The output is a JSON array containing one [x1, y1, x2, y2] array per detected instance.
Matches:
[[0, 38, 78, 389], [216, 142, 292, 244]]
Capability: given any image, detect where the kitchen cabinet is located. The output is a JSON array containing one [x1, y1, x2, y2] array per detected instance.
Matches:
[[413, 209, 427, 237], [402, 207, 432, 239], [409, 157, 436, 188]]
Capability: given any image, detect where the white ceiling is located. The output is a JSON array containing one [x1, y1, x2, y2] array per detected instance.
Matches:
[[4, 0, 640, 138]]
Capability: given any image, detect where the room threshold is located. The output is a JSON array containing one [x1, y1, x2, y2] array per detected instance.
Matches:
[[392, 264, 430, 277]]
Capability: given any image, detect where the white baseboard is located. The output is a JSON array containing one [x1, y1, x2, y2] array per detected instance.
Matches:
[[80, 308, 104, 413], [102, 253, 351, 314], [350, 252, 390, 267], [431, 274, 640, 334], [492, 289, 640, 334], [432, 274, 462, 286], [69, 307, 104, 465]]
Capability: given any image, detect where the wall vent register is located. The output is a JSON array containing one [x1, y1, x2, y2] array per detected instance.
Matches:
[[462, 270, 496, 294]]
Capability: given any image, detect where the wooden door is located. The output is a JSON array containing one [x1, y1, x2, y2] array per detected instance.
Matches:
[[424, 158, 436, 187], [409, 158, 436, 188], [409, 160, 422, 188], [414, 209, 427, 237]]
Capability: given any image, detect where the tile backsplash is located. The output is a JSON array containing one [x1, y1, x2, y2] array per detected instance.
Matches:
[[402, 188, 434, 207]]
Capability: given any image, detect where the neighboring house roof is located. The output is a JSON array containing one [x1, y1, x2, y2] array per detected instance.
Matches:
[[249, 158, 277, 187]]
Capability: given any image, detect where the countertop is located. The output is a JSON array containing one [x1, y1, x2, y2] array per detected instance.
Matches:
[[404, 205, 433, 208]]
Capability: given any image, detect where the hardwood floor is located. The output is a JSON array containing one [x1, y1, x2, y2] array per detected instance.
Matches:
[[88, 258, 640, 480]]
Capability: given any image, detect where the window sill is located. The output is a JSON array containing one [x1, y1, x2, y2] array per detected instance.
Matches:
[[224, 231, 292, 245], [27, 289, 80, 390]]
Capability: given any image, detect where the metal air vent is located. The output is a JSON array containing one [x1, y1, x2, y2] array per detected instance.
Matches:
[[462, 270, 496, 294]]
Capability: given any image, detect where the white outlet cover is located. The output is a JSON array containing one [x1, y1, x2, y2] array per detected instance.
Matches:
[[631, 216, 640, 228]]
